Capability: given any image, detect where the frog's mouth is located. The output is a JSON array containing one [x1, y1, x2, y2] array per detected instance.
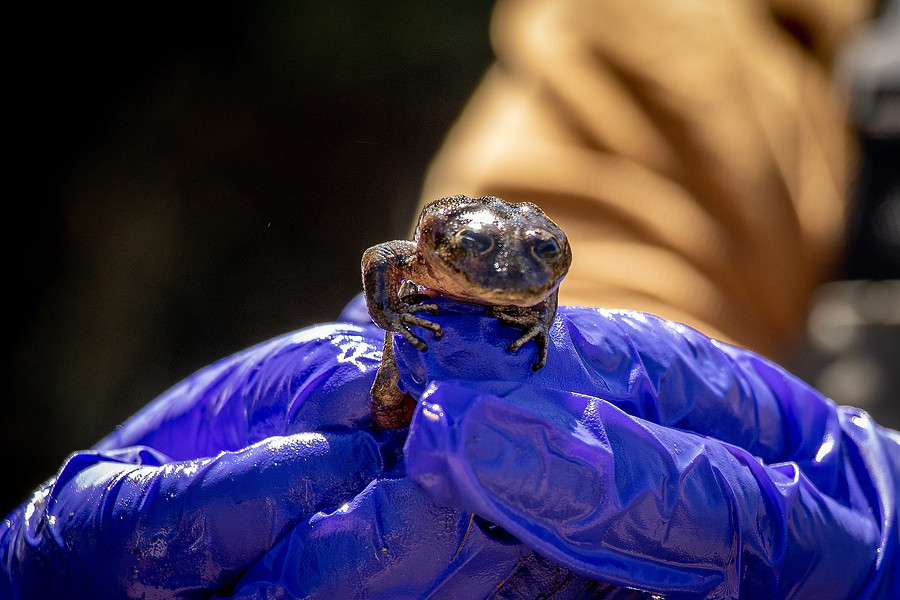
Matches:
[[427, 280, 560, 308], [472, 284, 560, 307]]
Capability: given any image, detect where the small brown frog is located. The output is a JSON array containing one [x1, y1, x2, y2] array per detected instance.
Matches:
[[362, 195, 572, 429]]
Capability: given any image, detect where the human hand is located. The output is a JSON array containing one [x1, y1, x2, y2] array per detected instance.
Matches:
[[3, 297, 897, 598], [396, 298, 900, 599], [0, 321, 513, 599], [0, 312, 629, 600]]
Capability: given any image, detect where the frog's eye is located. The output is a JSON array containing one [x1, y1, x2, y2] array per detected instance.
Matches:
[[532, 236, 561, 261], [456, 228, 494, 254]]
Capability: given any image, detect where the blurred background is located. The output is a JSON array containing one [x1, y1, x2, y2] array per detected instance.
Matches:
[[6, 2, 494, 511], [5, 2, 898, 514]]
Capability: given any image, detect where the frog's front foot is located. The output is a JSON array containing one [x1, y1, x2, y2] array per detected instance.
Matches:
[[486, 304, 550, 371], [390, 303, 442, 351]]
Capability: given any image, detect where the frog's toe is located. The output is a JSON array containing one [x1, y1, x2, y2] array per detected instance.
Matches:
[[409, 302, 439, 316], [508, 326, 541, 353], [395, 325, 429, 351], [397, 314, 442, 351], [507, 327, 549, 371], [401, 313, 441, 333]]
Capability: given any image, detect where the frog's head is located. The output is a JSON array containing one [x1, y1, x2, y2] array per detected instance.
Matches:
[[415, 195, 571, 307]]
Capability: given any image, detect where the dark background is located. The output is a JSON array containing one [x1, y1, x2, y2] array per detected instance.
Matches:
[[6, 3, 494, 512], [5, 3, 898, 514]]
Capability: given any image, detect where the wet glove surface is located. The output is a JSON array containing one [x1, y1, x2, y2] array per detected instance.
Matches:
[[2, 296, 897, 599]]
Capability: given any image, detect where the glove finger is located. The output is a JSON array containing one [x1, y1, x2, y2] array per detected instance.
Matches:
[[405, 380, 895, 598], [220, 476, 530, 600], [94, 323, 384, 459], [2, 429, 401, 599], [395, 301, 844, 477], [224, 475, 652, 600], [563, 307, 843, 476]]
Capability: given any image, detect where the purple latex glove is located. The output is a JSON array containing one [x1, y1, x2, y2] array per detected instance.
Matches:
[[2, 295, 897, 598], [0, 318, 623, 599], [398, 299, 900, 598]]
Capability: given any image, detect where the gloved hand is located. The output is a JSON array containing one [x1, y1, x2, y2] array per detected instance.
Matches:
[[0, 312, 615, 600], [397, 299, 900, 598], [2, 296, 897, 599]]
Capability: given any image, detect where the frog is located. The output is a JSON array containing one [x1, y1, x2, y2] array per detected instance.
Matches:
[[362, 194, 572, 429]]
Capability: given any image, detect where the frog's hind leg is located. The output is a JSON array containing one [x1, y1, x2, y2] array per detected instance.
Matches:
[[371, 331, 417, 429]]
